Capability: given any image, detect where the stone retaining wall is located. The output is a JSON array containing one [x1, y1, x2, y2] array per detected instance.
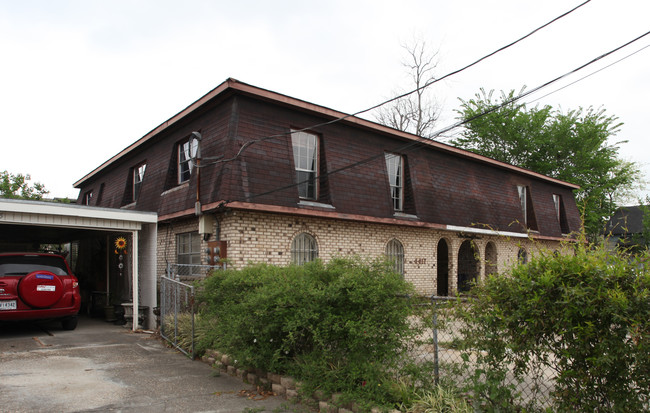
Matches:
[[201, 349, 401, 413]]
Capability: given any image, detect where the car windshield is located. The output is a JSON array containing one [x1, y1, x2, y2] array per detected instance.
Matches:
[[0, 255, 69, 277]]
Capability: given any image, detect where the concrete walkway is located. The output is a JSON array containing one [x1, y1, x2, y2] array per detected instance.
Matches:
[[0, 317, 295, 412]]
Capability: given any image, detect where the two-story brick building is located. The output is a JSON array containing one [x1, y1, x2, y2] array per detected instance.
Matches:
[[74, 78, 581, 295]]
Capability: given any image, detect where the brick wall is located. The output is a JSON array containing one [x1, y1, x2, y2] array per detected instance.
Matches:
[[204, 210, 567, 295]]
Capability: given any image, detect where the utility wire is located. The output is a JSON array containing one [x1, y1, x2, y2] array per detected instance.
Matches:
[[429, 29, 650, 140], [525, 43, 650, 105], [352, 0, 592, 118], [197, 0, 591, 169], [434, 42, 650, 142], [243, 29, 650, 202]]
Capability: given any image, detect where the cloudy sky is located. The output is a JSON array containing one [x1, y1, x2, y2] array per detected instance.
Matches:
[[1, 0, 649, 200]]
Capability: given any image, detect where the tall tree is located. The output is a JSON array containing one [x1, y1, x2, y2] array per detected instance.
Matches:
[[0, 171, 49, 200], [375, 40, 440, 137], [451, 88, 640, 239]]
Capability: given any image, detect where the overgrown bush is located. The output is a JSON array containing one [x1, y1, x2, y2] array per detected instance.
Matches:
[[453, 242, 650, 412], [196, 257, 421, 408]]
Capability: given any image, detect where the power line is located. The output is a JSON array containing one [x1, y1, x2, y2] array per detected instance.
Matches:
[[435, 42, 650, 142], [525, 43, 650, 105], [352, 0, 592, 118], [197, 0, 591, 169], [242, 29, 650, 202]]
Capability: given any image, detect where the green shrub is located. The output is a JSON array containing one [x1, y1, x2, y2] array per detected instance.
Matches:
[[196, 257, 418, 408], [454, 242, 650, 412]]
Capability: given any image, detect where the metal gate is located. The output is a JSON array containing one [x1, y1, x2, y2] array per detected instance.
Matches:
[[160, 275, 196, 358], [160, 263, 224, 359]]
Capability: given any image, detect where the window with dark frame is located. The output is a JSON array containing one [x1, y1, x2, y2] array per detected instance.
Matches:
[[133, 163, 146, 202], [291, 130, 318, 200], [178, 139, 197, 184], [291, 233, 318, 265], [385, 153, 404, 212]]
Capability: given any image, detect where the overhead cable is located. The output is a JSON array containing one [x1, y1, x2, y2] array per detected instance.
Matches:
[[244, 29, 650, 202], [197, 0, 591, 169], [525, 43, 650, 105]]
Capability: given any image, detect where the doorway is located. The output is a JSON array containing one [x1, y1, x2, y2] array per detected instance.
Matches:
[[436, 239, 449, 296], [457, 240, 479, 293]]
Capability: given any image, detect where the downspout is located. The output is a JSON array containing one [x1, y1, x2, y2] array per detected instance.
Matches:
[[192, 131, 202, 216], [106, 235, 110, 307]]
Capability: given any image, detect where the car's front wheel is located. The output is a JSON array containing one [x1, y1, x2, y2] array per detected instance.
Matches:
[[61, 316, 78, 330]]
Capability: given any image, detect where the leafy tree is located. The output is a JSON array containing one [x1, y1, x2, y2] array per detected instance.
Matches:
[[0, 171, 49, 200], [452, 88, 640, 239], [375, 39, 440, 137]]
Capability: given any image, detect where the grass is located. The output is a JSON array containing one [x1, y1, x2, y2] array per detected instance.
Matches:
[[405, 386, 473, 413]]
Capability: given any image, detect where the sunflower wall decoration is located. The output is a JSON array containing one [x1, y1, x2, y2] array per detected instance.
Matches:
[[114, 237, 127, 255]]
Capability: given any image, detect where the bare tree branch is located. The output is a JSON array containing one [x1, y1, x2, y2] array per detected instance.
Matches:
[[375, 39, 440, 138]]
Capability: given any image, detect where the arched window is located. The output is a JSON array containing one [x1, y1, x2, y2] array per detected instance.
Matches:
[[518, 248, 528, 264], [385, 238, 404, 276], [291, 233, 318, 265], [485, 242, 498, 277]]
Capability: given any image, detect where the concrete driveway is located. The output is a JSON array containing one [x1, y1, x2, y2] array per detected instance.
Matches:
[[0, 317, 294, 412]]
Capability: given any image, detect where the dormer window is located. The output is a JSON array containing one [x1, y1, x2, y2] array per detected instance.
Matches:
[[517, 185, 538, 231], [385, 153, 404, 212], [518, 185, 527, 223], [178, 139, 197, 184], [291, 130, 318, 200], [133, 163, 146, 202], [553, 194, 570, 234], [82, 190, 93, 205]]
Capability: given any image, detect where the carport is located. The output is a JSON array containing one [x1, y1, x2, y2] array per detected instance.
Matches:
[[0, 198, 157, 330]]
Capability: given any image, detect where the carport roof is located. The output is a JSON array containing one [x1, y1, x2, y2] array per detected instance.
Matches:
[[0, 198, 157, 232]]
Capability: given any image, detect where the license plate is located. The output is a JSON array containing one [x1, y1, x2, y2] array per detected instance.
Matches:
[[0, 300, 17, 310]]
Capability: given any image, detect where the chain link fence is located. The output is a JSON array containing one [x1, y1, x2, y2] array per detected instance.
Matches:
[[171, 263, 226, 281], [160, 263, 224, 359], [402, 295, 556, 410]]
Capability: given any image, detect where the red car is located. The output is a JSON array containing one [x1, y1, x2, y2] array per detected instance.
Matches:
[[0, 252, 81, 330]]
